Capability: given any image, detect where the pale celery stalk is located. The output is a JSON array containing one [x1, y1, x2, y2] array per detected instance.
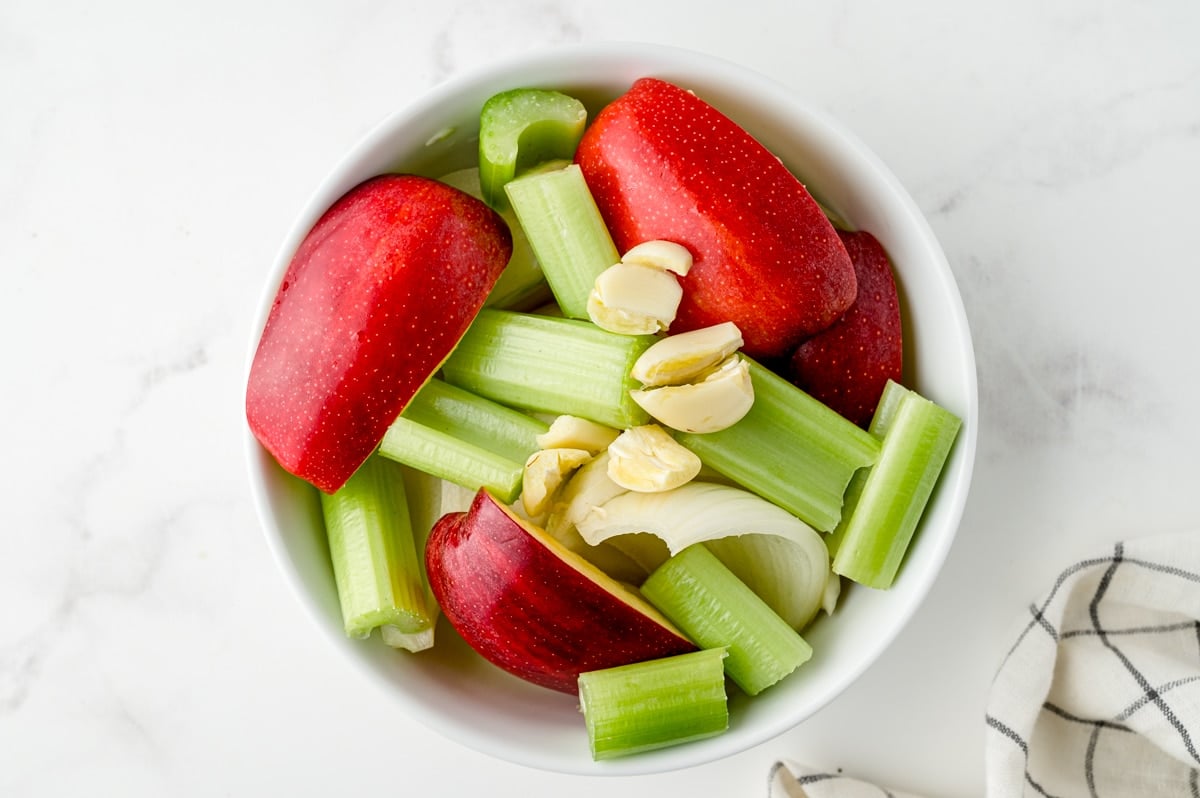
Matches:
[[504, 164, 621, 319], [440, 308, 653, 429], [578, 648, 729, 760], [378, 378, 547, 505], [675, 359, 880, 532], [479, 88, 588, 210], [641, 544, 812, 696], [320, 454, 434, 651], [829, 380, 962, 589]]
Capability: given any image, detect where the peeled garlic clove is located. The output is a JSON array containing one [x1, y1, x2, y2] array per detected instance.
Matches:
[[620, 239, 693, 276], [587, 262, 683, 335], [630, 355, 754, 433], [535, 414, 621, 454], [630, 321, 745, 387], [606, 424, 702, 492], [521, 447, 593, 517], [545, 451, 628, 539]]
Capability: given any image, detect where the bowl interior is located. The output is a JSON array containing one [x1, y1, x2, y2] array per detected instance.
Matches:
[[245, 42, 978, 776]]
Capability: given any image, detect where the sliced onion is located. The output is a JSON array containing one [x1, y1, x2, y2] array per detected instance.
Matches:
[[575, 481, 832, 630]]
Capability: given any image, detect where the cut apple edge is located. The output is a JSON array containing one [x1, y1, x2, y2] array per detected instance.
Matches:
[[482, 490, 692, 642]]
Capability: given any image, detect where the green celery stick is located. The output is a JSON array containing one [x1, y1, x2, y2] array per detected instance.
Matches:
[[675, 359, 880, 532], [479, 88, 588, 210], [440, 308, 653, 429], [504, 164, 622, 319], [320, 454, 435, 651], [378, 378, 547, 505], [830, 380, 962, 589], [641, 544, 812, 696], [577, 648, 729, 760]]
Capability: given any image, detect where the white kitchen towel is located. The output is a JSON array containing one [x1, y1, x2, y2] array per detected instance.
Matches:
[[771, 531, 1200, 797]]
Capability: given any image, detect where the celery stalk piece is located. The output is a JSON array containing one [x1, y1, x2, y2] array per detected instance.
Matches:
[[504, 164, 622, 319], [319, 454, 435, 651], [377, 378, 548, 505], [441, 308, 654, 429], [641, 544, 812, 696], [577, 648, 729, 760], [479, 88, 588, 210], [830, 380, 962, 589], [675, 359, 880, 532]]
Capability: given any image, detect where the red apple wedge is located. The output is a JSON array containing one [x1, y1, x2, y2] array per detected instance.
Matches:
[[425, 489, 697, 694], [788, 229, 903, 428], [574, 77, 857, 359], [246, 174, 512, 493]]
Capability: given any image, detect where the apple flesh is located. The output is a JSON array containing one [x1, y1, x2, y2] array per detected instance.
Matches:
[[787, 229, 903, 428], [246, 174, 512, 493], [425, 488, 697, 694], [575, 77, 857, 359]]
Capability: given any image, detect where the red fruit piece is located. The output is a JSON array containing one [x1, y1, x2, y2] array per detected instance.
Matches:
[[246, 174, 512, 493], [788, 229, 903, 428], [575, 77, 856, 359], [425, 489, 697, 694]]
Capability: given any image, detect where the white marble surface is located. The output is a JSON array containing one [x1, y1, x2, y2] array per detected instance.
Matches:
[[3, 1, 1198, 795]]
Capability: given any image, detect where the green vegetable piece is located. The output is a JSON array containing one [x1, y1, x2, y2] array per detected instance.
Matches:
[[675, 359, 881, 532], [641, 544, 812, 696], [378, 378, 548, 505], [578, 648, 729, 760], [441, 309, 653, 429], [504, 164, 622, 319], [479, 88, 588, 210], [320, 454, 435, 651], [829, 380, 962, 589]]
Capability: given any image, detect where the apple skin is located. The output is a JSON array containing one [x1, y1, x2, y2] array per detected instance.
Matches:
[[246, 175, 512, 494], [787, 229, 903, 428], [575, 77, 857, 359], [425, 489, 697, 694]]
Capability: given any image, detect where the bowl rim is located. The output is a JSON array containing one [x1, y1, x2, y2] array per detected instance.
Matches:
[[244, 40, 978, 776]]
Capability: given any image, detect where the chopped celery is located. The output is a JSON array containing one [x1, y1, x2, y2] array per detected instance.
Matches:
[[479, 88, 588, 210], [577, 648, 729, 760], [675, 359, 880, 532], [320, 454, 435, 651], [830, 380, 962, 589], [378, 378, 547, 505], [504, 164, 622, 319], [440, 308, 653, 429], [641, 544, 812, 696]]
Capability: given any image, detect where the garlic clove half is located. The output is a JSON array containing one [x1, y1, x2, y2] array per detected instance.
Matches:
[[521, 447, 594, 517], [587, 262, 683, 335], [535, 415, 621, 454], [630, 354, 754, 433], [630, 321, 745, 387], [606, 424, 702, 492], [620, 239, 693, 276]]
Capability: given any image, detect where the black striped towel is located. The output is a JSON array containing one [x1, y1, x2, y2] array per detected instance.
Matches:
[[770, 531, 1200, 797]]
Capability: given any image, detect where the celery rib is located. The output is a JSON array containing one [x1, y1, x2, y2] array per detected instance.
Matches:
[[641, 544, 812, 696], [320, 455, 435, 650], [504, 164, 622, 319], [377, 378, 547, 505], [440, 309, 653, 429], [675, 360, 880, 532], [479, 88, 588, 210], [829, 380, 962, 589], [578, 648, 729, 760]]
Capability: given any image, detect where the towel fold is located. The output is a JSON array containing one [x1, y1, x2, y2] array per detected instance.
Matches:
[[771, 530, 1200, 797]]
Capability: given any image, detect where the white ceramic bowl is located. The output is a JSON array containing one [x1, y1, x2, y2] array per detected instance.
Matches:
[[245, 42, 977, 776]]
